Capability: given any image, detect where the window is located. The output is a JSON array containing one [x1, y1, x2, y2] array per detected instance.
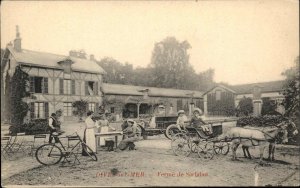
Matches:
[[64, 79, 71, 94], [88, 103, 95, 112], [29, 76, 48, 94], [34, 103, 44, 118], [85, 81, 98, 95], [110, 107, 115, 113], [216, 90, 221, 101], [64, 103, 73, 116], [30, 102, 49, 119], [177, 99, 183, 111], [59, 79, 75, 95]]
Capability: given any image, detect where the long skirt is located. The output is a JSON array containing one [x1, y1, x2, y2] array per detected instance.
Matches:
[[82, 128, 96, 155]]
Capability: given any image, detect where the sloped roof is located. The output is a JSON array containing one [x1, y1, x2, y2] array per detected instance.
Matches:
[[7, 46, 106, 74], [202, 85, 236, 95], [102, 83, 203, 98], [229, 80, 285, 94]]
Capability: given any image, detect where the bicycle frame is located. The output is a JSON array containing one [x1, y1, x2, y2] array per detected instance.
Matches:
[[51, 133, 83, 154]]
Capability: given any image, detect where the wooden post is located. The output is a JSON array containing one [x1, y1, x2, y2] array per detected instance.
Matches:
[[137, 102, 140, 119]]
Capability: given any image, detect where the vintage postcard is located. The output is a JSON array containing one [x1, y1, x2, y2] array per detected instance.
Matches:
[[1, 0, 299, 187]]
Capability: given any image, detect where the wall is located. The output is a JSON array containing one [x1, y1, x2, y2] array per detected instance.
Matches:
[[205, 86, 235, 116], [21, 65, 103, 122], [235, 91, 285, 115]]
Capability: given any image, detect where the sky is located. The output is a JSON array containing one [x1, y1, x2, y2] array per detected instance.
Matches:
[[1, 0, 299, 85]]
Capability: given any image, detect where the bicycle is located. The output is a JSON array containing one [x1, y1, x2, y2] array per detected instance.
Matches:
[[35, 132, 97, 166]]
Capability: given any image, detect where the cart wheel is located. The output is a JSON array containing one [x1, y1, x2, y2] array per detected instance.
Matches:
[[189, 139, 200, 153], [171, 133, 191, 157], [213, 142, 230, 155], [197, 142, 214, 161], [165, 124, 181, 140]]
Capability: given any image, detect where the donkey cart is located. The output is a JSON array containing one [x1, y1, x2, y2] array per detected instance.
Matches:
[[171, 126, 230, 161]]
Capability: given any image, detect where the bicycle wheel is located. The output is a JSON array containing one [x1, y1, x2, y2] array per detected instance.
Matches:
[[35, 144, 63, 165], [81, 142, 97, 161]]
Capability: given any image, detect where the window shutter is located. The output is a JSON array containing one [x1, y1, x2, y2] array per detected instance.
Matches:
[[94, 82, 98, 95], [45, 102, 49, 119], [95, 103, 99, 113], [71, 80, 75, 95], [59, 79, 64, 95], [29, 77, 34, 93], [43, 77, 48, 94], [30, 102, 34, 119], [85, 81, 89, 95]]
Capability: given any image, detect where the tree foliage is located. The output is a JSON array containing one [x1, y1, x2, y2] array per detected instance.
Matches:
[[261, 97, 278, 115], [150, 37, 195, 89], [97, 37, 216, 91], [281, 56, 299, 117], [281, 56, 299, 144], [237, 97, 253, 116], [97, 57, 134, 84], [72, 100, 88, 121]]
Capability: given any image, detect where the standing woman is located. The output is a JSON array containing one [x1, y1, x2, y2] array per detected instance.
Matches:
[[82, 111, 99, 155]]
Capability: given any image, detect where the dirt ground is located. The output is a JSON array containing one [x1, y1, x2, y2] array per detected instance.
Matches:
[[1, 121, 300, 187]]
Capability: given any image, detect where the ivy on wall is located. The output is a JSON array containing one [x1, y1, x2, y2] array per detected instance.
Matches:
[[9, 65, 30, 132]]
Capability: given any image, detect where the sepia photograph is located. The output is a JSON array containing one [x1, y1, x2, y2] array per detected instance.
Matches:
[[1, 0, 299, 187]]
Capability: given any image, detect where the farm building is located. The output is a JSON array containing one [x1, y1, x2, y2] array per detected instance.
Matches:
[[203, 80, 286, 116], [101, 83, 204, 120], [1, 28, 106, 123]]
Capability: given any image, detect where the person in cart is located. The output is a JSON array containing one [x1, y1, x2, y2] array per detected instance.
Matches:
[[190, 108, 212, 135], [176, 110, 188, 131]]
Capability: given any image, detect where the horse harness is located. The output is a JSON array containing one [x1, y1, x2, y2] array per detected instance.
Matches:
[[230, 126, 285, 146]]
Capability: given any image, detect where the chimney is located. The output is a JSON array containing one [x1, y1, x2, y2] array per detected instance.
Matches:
[[69, 50, 77, 57], [78, 50, 86, 59], [90, 54, 95, 61], [14, 25, 22, 52]]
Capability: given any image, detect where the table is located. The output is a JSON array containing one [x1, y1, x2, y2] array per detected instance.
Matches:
[[95, 131, 123, 151]]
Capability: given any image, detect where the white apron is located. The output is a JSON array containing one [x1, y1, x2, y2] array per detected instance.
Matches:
[[85, 128, 96, 153]]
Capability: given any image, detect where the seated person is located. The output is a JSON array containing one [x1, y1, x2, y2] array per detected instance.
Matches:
[[176, 110, 188, 130], [117, 119, 140, 151], [190, 108, 212, 135]]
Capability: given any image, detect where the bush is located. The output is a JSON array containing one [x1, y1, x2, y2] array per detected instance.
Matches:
[[8, 118, 62, 135], [22, 119, 50, 135], [237, 115, 286, 127]]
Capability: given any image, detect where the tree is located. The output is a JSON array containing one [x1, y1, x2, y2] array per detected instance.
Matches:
[[281, 56, 299, 144], [197, 68, 216, 91], [237, 97, 253, 116], [72, 100, 88, 122], [281, 56, 299, 117], [97, 57, 134, 84], [261, 97, 278, 115], [150, 37, 198, 89]]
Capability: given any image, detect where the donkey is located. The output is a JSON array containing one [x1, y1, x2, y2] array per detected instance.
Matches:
[[242, 120, 298, 161], [216, 122, 291, 164]]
